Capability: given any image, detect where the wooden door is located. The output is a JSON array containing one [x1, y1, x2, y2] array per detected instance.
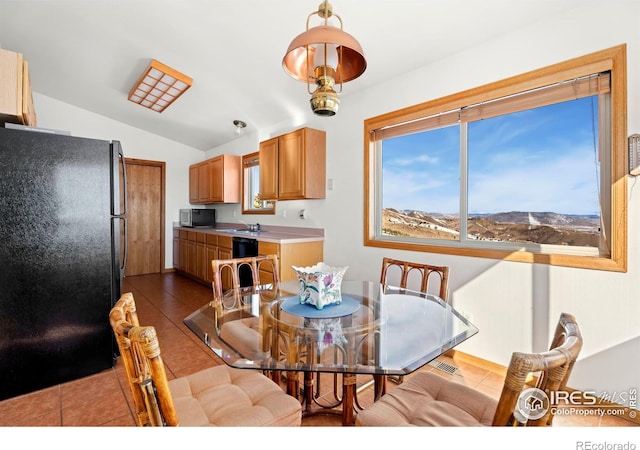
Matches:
[[124, 158, 165, 276]]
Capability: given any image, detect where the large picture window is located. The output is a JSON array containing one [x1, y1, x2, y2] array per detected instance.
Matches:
[[365, 45, 627, 271]]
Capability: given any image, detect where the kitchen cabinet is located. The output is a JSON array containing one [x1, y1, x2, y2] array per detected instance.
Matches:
[[173, 228, 324, 288], [189, 154, 241, 204], [0, 48, 37, 127], [259, 127, 326, 200], [258, 240, 324, 282]]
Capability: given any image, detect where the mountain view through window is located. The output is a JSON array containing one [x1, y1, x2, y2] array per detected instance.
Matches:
[[381, 96, 601, 249]]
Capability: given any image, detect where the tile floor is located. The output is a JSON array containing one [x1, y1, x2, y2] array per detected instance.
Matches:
[[0, 272, 637, 429]]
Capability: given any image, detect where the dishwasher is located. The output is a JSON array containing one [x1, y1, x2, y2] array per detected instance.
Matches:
[[232, 237, 259, 287]]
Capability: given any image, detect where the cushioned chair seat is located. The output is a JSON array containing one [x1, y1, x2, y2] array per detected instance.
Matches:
[[220, 317, 268, 361], [170, 364, 301, 426], [355, 372, 497, 426]]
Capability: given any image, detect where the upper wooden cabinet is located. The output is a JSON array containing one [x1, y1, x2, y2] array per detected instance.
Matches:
[[189, 165, 199, 203], [189, 154, 241, 204], [0, 48, 37, 127], [259, 127, 326, 200]]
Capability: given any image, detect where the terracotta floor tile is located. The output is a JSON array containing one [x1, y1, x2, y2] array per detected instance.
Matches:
[[60, 369, 122, 409], [13, 410, 62, 426], [0, 386, 60, 426], [62, 390, 131, 426]]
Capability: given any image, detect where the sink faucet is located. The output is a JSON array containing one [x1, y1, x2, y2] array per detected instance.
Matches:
[[237, 220, 260, 232]]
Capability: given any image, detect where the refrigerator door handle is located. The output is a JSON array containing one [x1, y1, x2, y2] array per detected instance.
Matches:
[[111, 141, 127, 218], [119, 149, 127, 217], [120, 216, 128, 276]]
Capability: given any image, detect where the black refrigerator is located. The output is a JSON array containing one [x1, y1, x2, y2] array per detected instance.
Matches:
[[0, 127, 127, 401]]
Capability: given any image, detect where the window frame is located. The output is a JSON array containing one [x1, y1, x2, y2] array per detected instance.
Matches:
[[364, 44, 627, 272], [242, 152, 276, 215]]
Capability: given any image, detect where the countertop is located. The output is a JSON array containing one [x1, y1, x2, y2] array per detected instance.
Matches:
[[173, 223, 324, 244]]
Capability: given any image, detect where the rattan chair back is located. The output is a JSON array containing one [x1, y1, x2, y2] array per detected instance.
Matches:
[[380, 257, 450, 302], [493, 312, 583, 426], [109, 292, 178, 426], [211, 254, 280, 301]]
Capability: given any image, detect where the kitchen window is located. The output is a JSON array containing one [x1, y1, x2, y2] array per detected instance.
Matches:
[[242, 152, 275, 215], [364, 45, 627, 271]]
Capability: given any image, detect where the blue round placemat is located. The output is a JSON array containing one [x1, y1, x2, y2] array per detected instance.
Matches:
[[281, 295, 360, 318]]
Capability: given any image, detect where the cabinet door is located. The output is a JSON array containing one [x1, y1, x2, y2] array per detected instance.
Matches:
[[195, 233, 208, 281], [217, 246, 233, 292], [205, 244, 218, 284], [173, 238, 180, 269], [21, 60, 36, 126], [217, 237, 233, 292], [186, 240, 197, 276], [277, 129, 306, 199], [178, 238, 187, 271], [258, 241, 279, 285], [198, 161, 211, 203], [189, 165, 199, 203], [259, 137, 279, 200], [0, 49, 24, 125], [209, 157, 223, 202]]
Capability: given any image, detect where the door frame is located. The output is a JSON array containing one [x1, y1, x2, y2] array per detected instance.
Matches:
[[125, 158, 167, 274]]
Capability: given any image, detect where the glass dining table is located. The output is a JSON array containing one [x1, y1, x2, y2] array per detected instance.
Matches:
[[183, 279, 478, 426]]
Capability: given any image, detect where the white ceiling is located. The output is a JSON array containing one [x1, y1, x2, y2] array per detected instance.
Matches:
[[0, 0, 587, 151]]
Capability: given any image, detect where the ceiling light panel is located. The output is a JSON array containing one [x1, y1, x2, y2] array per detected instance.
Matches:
[[128, 59, 193, 113]]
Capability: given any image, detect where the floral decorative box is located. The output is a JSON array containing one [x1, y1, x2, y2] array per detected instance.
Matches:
[[292, 262, 348, 310]]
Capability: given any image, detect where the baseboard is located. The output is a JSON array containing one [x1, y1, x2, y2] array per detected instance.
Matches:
[[446, 350, 640, 426]]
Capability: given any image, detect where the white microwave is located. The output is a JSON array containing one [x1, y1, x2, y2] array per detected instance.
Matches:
[[179, 209, 216, 228]]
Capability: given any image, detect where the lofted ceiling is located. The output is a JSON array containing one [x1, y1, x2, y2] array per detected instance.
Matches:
[[0, 0, 587, 151]]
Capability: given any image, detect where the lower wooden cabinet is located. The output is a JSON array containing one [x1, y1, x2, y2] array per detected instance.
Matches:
[[173, 229, 323, 287], [259, 240, 324, 282]]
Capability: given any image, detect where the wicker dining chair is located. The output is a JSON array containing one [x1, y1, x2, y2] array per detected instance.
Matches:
[[356, 312, 583, 427], [211, 255, 281, 362], [380, 257, 450, 301], [110, 291, 301, 426], [211, 254, 280, 301]]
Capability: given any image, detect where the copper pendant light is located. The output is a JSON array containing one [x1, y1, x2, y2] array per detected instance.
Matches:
[[282, 1, 366, 116]]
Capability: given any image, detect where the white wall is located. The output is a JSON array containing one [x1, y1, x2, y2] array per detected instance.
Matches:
[[31, 1, 639, 400]]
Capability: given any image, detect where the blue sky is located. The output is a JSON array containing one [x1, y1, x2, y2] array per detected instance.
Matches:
[[382, 96, 601, 216]]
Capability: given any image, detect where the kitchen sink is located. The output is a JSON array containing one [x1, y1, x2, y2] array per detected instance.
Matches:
[[216, 229, 260, 236]]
